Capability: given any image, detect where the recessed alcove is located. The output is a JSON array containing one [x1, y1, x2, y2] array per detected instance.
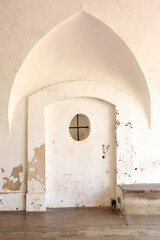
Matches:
[[27, 81, 133, 211]]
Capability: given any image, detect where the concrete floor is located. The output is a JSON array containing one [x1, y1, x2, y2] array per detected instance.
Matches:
[[0, 207, 160, 239]]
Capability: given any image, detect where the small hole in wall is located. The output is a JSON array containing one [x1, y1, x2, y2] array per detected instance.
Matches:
[[111, 199, 116, 207]]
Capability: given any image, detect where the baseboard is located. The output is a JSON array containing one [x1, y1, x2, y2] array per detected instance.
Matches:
[[0, 192, 26, 211], [26, 193, 46, 211]]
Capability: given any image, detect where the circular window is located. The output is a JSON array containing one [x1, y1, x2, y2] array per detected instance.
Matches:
[[69, 114, 90, 141]]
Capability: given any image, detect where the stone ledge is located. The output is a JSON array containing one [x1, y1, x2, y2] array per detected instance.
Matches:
[[117, 184, 160, 215]]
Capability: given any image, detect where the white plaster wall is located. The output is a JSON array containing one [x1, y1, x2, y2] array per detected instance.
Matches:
[[0, 0, 82, 205], [0, 100, 27, 193], [0, 0, 160, 210], [83, 0, 160, 183], [28, 81, 134, 186], [45, 98, 116, 207], [9, 11, 150, 125]]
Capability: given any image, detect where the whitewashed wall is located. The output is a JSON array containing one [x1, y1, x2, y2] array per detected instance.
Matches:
[[0, 0, 160, 211], [46, 98, 116, 208], [26, 81, 133, 211]]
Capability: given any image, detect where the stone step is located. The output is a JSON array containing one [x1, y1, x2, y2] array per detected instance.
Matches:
[[117, 184, 160, 215]]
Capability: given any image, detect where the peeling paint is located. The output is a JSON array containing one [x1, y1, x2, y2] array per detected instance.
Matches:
[[125, 122, 133, 128], [2, 164, 23, 191], [23, 172, 27, 184], [10, 164, 23, 179], [102, 144, 110, 158], [28, 143, 45, 186], [2, 177, 22, 191], [115, 110, 119, 115], [115, 120, 120, 127]]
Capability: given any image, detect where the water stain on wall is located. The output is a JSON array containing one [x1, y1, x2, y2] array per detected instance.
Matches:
[[2, 164, 23, 191], [28, 143, 45, 186]]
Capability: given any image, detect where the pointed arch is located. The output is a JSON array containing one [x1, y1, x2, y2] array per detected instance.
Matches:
[[9, 11, 151, 127]]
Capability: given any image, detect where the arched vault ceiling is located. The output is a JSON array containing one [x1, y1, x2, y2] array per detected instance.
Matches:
[[9, 11, 150, 126]]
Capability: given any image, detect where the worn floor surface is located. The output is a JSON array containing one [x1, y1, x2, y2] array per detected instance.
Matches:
[[0, 207, 160, 240]]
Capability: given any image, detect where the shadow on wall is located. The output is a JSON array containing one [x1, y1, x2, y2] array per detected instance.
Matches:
[[8, 11, 150, 130]]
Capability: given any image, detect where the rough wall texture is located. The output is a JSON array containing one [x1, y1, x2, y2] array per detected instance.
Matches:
[[0, 0, 160, 211], [45, 98, 116, 207]]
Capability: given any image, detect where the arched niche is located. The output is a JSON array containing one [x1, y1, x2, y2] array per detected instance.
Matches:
[[26, 81, 133, 211], [9, 11, 150, 130]]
